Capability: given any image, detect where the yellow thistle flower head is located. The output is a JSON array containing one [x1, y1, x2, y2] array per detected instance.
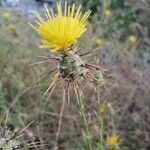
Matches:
[[29, 2, 91, 52], [106, 134, 120, 148], [7, 23, 16, 31], [2, 11, 10, 18], [128, 35, 137, 43]]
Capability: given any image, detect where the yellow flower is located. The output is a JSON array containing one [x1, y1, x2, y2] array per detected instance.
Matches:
[[2, 11, 10, 18], [7, 23, 16, 31], [99, 104, 105, 113], [29, 2, 91, 52], [128, 35, 137, 43], [96, 38, 104, 46], [104, 10, 112, 17], [107, 102, 112, 108], [106, 134, 120, 148]]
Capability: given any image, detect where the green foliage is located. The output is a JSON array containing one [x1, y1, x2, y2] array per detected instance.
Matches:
[[69, 0, 102, 16], [107, 10, 136, 32], [107, 0, 137, 32], [0, 82, 6, 110], [71, 0, 150, 39], [110, 0, 126, 9]]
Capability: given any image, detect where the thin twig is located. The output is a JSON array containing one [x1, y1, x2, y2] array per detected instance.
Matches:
[[55, 89, 66, 148]]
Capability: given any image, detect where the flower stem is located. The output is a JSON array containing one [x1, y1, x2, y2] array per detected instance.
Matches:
[[97, 86, 104, 150], [74, 85, 93, 150]]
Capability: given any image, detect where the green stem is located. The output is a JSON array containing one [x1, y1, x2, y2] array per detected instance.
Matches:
[[97, 87, 104, 150], [74, 86, 93, 150], [98, 112, 104, 150]]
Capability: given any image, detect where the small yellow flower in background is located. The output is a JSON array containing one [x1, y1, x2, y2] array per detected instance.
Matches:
[[107, 102, 113, 108], [104, 10, 112, 17], [2, 11, 10, 18], [99, 102, 106, 113], [96, 38, 104, 46], [128, 35, 137, 44], [106, 133, 120, 148], [7, 23, 16, 31], [29, 2, 91, 52], [99, 105, 105, 113]]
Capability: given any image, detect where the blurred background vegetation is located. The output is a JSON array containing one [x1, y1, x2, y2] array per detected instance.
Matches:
[[0, 0, 150, 149]]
